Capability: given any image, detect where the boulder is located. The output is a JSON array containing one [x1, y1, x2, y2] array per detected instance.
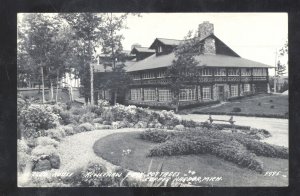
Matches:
[[33, 159, 51, 171], [49, 154, 60, 169]]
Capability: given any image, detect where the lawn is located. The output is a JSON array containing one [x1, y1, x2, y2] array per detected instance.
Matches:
[[183, 94, 288, 118], [93, 131, 288, 187]]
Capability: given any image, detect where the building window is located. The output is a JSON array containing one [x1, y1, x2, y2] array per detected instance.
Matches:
[[201, 68, 212, 76], [179, 88, 196, 101], [158, 89, 172, 102], [157, 46, 163, 53], [244, 83, 251, 92], [231, 85, 239, 97], [157, 71, 166, 78], [131, 74, 140, 80], [202, 87, 211, 100], [253, 68, 267, 76], [130, 88, 141, 100], [241, 68, 251, 76], [214, 68, 226, 76], [142, 72, 155, 79], [228, 68, 240, 76], [144, 88, 156, 101]]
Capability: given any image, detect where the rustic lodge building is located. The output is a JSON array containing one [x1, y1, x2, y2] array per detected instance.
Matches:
[[95, 21, 271, 109]]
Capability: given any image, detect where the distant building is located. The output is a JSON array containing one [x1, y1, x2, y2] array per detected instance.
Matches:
[[94, 21, 272, 109]]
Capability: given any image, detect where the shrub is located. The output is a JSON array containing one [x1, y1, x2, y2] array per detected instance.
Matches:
[[97, 99, 110, 107], [231, 107, 242, 112], [79, 112, 97, 124], [61, 125, 75, 136], [78, 123, 94, 132], [17, 150, 31, 172], [174, 125, 185, 131], [270, 105, 275, 109], [269, 99, 273, 102], [44, 127, 66, 141], [50, 104, 63, 116], [258, 102, 261, 106], [31, 145, 58, 157], [36, 136, 59, 148], [134, 121, 148, 128], [70, 107, 88, 116], [80, 163, 114, 187], [103, 121, 112, 125], [146, 128, 286, 172], [20, 105, 60, 133], [181, 120, 197, 128], [140, 129, 174, 143], [18, 139, 30, 154], [148, 136, 264, 173], [59, 111, 74, 125], [237, 138, 288, 159]]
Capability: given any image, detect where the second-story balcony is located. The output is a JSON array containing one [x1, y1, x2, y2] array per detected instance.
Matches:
[[129, 75, 268, 86]]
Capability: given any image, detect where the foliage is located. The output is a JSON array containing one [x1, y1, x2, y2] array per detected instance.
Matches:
[[44, 127, 66, 141], [61, 125, 75, 136], [79, 112, 97, 124], [140, 129, 174, 143], [142, 128, 287, 172], [59, 110, 74, 125], [36, 136, 59, 148], [165, 31, 200, 112], [18, 139, 30, 154], [181, 119, 198, 128], [77, 123, 95, 132], [231, 107, 242, 112], [17, 150, 31, 173], [31, 145, 58, 157], [18, 14, 72, 97], [20, 105, 60, 138]]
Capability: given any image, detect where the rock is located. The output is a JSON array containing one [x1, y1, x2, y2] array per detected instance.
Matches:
[[49, 154, 60, 169], [33, 159, 51, 171], [174, 125, 185, 131]]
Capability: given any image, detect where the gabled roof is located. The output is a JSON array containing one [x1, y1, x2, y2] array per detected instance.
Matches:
[[131, 47, 155, 54], [149, 38, 182, 49], [126, 53, 272, 72], [93, 60, 137, 73]]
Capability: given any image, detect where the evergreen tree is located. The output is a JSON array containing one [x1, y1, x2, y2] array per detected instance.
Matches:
[[166, 31, 200, 113]]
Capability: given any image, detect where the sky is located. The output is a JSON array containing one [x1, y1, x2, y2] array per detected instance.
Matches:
[[119, 13, 288, 76]]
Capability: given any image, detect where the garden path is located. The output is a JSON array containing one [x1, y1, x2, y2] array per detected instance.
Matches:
[[57, 128, 144, 172]]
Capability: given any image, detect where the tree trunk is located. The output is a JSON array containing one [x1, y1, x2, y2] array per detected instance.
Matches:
[[41, 66, 45, 104], [55, 70, 59, 103], [274, 77, 277, 93], [175, 100, 179, 113], [50, 79, 54, 101], [90, 63, 94, 105], [69, 73, 74, 102], [113, 90, 117, 105]]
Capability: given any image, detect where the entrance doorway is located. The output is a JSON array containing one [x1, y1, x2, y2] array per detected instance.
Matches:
[[218, 86, 225, 101]]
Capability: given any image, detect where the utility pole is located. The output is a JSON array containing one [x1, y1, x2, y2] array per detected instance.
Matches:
[[41, 66, 45, 103], [274, 49, 278, 93]]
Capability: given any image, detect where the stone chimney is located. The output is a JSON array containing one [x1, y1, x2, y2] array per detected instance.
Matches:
[[198, 21, 214, 40], [198, 21, 216, 55]]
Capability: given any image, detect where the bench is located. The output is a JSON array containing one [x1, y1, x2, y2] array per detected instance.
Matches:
[[208, 115, 235, 125]]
